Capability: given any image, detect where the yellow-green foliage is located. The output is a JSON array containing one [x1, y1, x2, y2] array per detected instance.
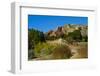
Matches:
[[33, 42, 72, 59], [34, 42, 56, 57]]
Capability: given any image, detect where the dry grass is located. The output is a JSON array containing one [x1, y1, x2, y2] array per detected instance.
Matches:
[[70, 42, 88, 59], [51, 45, 72, 59]]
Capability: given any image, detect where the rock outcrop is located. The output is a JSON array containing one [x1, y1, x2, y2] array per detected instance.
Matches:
[[46, 24, 87, 39]]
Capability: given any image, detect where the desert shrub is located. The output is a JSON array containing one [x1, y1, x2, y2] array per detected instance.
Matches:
[[29, 43, 72, 60], [66, 36, 74, 44], [47, 36, 57, 40], [52, 45, 72, 59], [34, 42, 56, 57], [67, 30, 82, 42]]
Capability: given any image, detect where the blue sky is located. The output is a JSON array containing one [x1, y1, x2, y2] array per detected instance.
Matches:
[[28, 15, 88, 32]]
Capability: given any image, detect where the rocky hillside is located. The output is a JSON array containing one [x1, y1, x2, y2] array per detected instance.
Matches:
[[28, 24, 88, 60], [45, 24, 88, 41]]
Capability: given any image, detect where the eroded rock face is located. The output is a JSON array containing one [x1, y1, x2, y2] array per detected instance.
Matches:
[[46, 26, 65, 37], [45, 25, 88, 40]]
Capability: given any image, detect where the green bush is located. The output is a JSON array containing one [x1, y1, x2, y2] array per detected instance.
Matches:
[[28, 29, 45, 49], [34, 42, 56, 57], [67, 30, 82, 42]]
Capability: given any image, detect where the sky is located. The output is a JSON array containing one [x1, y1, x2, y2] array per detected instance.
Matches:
[[28, 15, 88, 33]]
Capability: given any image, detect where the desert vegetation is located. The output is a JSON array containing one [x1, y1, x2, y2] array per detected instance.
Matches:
[[28, 24, 88, 60]]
